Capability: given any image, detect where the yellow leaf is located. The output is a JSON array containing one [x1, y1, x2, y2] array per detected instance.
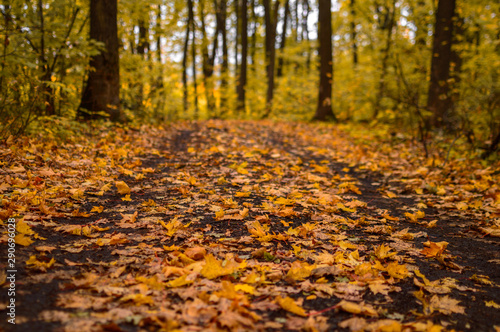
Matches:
[[121, 194, 132, 201], [374, 244, 397, 260], [120, 293, 154, 306], [115, 181, 131, 194], [485, 301, 500, 309], [235, 284, 255, 295], [91, 206, 104, 213], [337, 300, 378, 317], [167, 274, 194, 288], [286, 261, 315, 281], [421, 241, 448, 258], [26, 255, 55, 270], [384, 191, 397, 198], [15, 234, 34, 246], [456, 202, 468, 210], [121, 211, 138, 223], [163, 245, 181, 251], [429, 295, 465, 315], [200, 254, 245, 279], [275, 296, 307, 317], [275, 197, 295, 205]]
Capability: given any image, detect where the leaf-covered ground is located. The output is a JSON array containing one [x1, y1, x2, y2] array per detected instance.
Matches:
[[1, 120, 499, 332]]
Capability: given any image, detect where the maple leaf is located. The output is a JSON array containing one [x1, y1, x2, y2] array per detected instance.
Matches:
[[275, 296, 308, 317], [120, 293, 154, 306], [15, 233, 34, 246], [26, 255, 56, 271], [405, 210, 425, 223], [91, 205, 104, 213], [167, 274, 194, 288], [120, 211, 138, 223], [115, 181, 131, 194], [286, 261, 315, 281], [200, 254, 246, 279], [374, 244, 397, 260], [429, 295, 465, 315], [421, 241, 448, 258], [337, 300, 378, 317]]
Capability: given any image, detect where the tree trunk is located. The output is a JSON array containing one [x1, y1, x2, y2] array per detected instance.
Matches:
[[199, 0, 218, 113], [182, 11, 191, 114], [277, 0, 289, 77], [234, 0, 239, 79], [250, 0, 257, 69], [79, 0, 121, 121], [349, 0, 358, 66], [220, 0, 229, 116], [188, 0, 199, 118], [373, 0, 396, 118], [262, 0, 279, 117], [427, 0, 456, 130], [237, 0, 248, 111], [313, 0, 336, 121]]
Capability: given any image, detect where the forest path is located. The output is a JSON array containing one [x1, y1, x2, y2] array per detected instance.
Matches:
[[1, 120, 499, 332]]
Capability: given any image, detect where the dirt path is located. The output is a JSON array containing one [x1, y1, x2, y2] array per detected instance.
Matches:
[[1, 121, 499, 332]]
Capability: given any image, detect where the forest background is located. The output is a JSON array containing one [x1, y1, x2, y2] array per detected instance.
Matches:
[[0, 0, 499, 159]]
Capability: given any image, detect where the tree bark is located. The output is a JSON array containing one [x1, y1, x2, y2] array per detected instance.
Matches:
[[236, 0, 248, 111], [79, 0, 121, 121], [427, 0, 456, 130], [262, 0, 279, 117], [373, 0, 396, 118], [313, 0, 336, 122], [277, 0, 290, 77], [188, 0, 199, 118], [349, 0, 358, 66], [182, 15, 191, 114]]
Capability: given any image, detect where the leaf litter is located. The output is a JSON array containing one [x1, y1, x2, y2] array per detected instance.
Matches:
[[0, 120, 499, 331]]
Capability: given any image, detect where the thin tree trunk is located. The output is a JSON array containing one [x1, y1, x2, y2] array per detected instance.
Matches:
[[427, 0, 456, 130], [262, 0, 279, 117], [313, 0, 336, 121], [350, 0, 358, 66], [277, 0, 289, 78], [237, 0, 248, 111], [234, 0, 239, 79], [250, 0, 257, 69], [188, 0, 199, 118], [220, 0, 229, 116], [38, 0, 55, 115], [198, 0, 219, 112], [302, 0, 311, 69], [182, 14, 191, 114], [373, 0, 396, 119]]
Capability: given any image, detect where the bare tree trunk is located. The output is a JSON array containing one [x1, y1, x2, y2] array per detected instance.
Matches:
[[234, 0, 239, 80], [349, 0, 358, 66], [237, 0, 248, 112], [313, 0, 336, 121], [427, 0, 456, 130], [79, 0, 121, 121], [199, 0, 215, 112], [277, 0, 289, 78], [302, 0, 311, 69], [182, 13, 191, 114], [38, 0, 55, 115], [219, 0, 229, 116], [188, 0, 199, 118], [373, 0, 396, 119], [262, 0, 279, 117], [250, 0, 257, 70]]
